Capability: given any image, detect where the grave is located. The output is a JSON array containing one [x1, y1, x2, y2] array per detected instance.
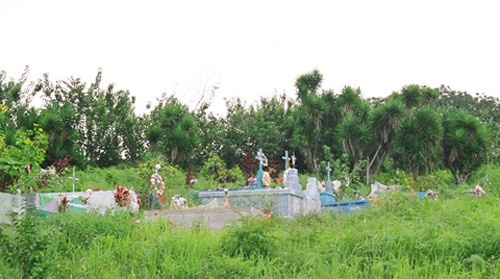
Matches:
[[319, 162, 336, 205], [304, 178, 321, 214], [198, 150, 306, 217], [321, 200, 370, 214]]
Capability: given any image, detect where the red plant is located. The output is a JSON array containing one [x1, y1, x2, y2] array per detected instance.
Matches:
[[185, 166, 195, 185], [36, 155, 73, 190], [114, 184, 131, 206], [240, 153, 258, 176], [59, 196, 69, 213], [267, 155, 283, 179], [78, 196, 90, 205]]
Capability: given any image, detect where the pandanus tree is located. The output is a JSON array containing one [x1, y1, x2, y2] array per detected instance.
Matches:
[[148, 97, 199, 166], [400, 85, 422, 118], [337, 86, 363, 116], [394, 106, 443, 180], [292, 69, 325, 171], [368, 99, 405, 178], [337, 112, 372, 168], [440, 109, 490, 184]]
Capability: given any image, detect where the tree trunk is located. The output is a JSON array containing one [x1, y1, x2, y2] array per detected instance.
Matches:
[[370, 149, 388, 178]]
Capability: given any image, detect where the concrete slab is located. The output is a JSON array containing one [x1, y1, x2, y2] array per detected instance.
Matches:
[[144, 207, 263, 230], [0, 192, 23, 224]]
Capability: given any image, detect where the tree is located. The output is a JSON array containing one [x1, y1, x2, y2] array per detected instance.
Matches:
[[400, 85, 421, 118], [440, 109, 490, 184], [147, 96, 199, 166], [394, 106, 443, 180], [292, 70, 326, 172], [369, 99, 405, 177]]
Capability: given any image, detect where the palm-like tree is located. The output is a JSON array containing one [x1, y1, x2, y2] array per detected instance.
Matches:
[[395, 106, 443, 180], [369, 99, 405, 177], [338, 86, 362, 116], [292, 70, 325, 171], [440, 109, 490, 184], [401, 85, 422, 117], [145, 126, 163, 155], [421, 88, 439, 106], [338, 113, 372, 167]]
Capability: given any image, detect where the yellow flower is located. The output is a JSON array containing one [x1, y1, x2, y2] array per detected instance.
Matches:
[[34, 123, 39, 127], [42, 149, 46, 153], [39, 128, 43, 132]]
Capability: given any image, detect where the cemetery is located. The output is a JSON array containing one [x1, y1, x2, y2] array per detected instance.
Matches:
[[0, 149, 372, 228], [1, 68, 498, 277]]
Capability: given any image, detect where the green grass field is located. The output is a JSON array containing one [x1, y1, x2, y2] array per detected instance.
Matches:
[[2, 165, 500, 278]]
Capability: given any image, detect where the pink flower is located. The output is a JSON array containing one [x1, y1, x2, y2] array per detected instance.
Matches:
[[26, 166, 31, 174]]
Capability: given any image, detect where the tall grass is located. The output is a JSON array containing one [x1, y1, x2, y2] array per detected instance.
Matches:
[[2, 192, 500, 278], [4, 164, 500, 278]]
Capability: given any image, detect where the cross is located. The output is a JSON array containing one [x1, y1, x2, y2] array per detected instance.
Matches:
[[69, 166, 79, 193], [254, 149, 264, 189], [282, 151, 289, 172], [255, 149, 264, 172], [325, 162, 334, 195], [291, 155, 296, 168], [326, 162, 332, 182]]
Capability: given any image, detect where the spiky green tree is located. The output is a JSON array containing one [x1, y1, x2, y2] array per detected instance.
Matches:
[[400, 85, 422, 117], [394, 106, 443, 180], [292, 70, 327, 171], [440, 109, 490, 184], [368, 99, 405, 177]]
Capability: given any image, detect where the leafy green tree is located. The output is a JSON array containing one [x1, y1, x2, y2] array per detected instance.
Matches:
[[147, 96, 199, 166], [437, 85, 500, 164], [0, 104, 48, 191], [368, 99, 405, 177], [394, 106, 443, 180], [292, 70, 326, 171], [440, 109, 490, 184], [400, 85, 422, 117]]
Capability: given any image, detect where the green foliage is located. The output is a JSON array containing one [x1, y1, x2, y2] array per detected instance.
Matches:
[[221, 216, 277, 259], [147, 96, 199, 167], [440, 109, 491, 184], [201, 153, 245, 185], [0, 201, 54, 279], [0, 104, 49, 191], [5, 190, 500, 277]]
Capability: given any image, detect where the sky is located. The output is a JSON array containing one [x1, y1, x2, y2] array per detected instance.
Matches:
[[1, 0, 499, 116]]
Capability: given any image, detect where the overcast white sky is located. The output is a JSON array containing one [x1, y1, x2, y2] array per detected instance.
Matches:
[[1, 0, 499, 116]]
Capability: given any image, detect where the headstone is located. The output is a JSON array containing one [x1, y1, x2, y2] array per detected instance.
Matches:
[[304, 178, 321, 213], [282, 151, 289, 177], [284, 168, 301, 192]]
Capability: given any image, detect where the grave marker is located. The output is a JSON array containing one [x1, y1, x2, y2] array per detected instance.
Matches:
[[69, 166, 79, 193]]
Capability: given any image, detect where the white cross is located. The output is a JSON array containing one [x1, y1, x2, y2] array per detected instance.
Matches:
[[69, 166, 79, 193]]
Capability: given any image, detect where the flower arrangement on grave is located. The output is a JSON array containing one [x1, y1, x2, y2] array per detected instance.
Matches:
[[150, 164, 165, 196], [114, 184, 131, 207]]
